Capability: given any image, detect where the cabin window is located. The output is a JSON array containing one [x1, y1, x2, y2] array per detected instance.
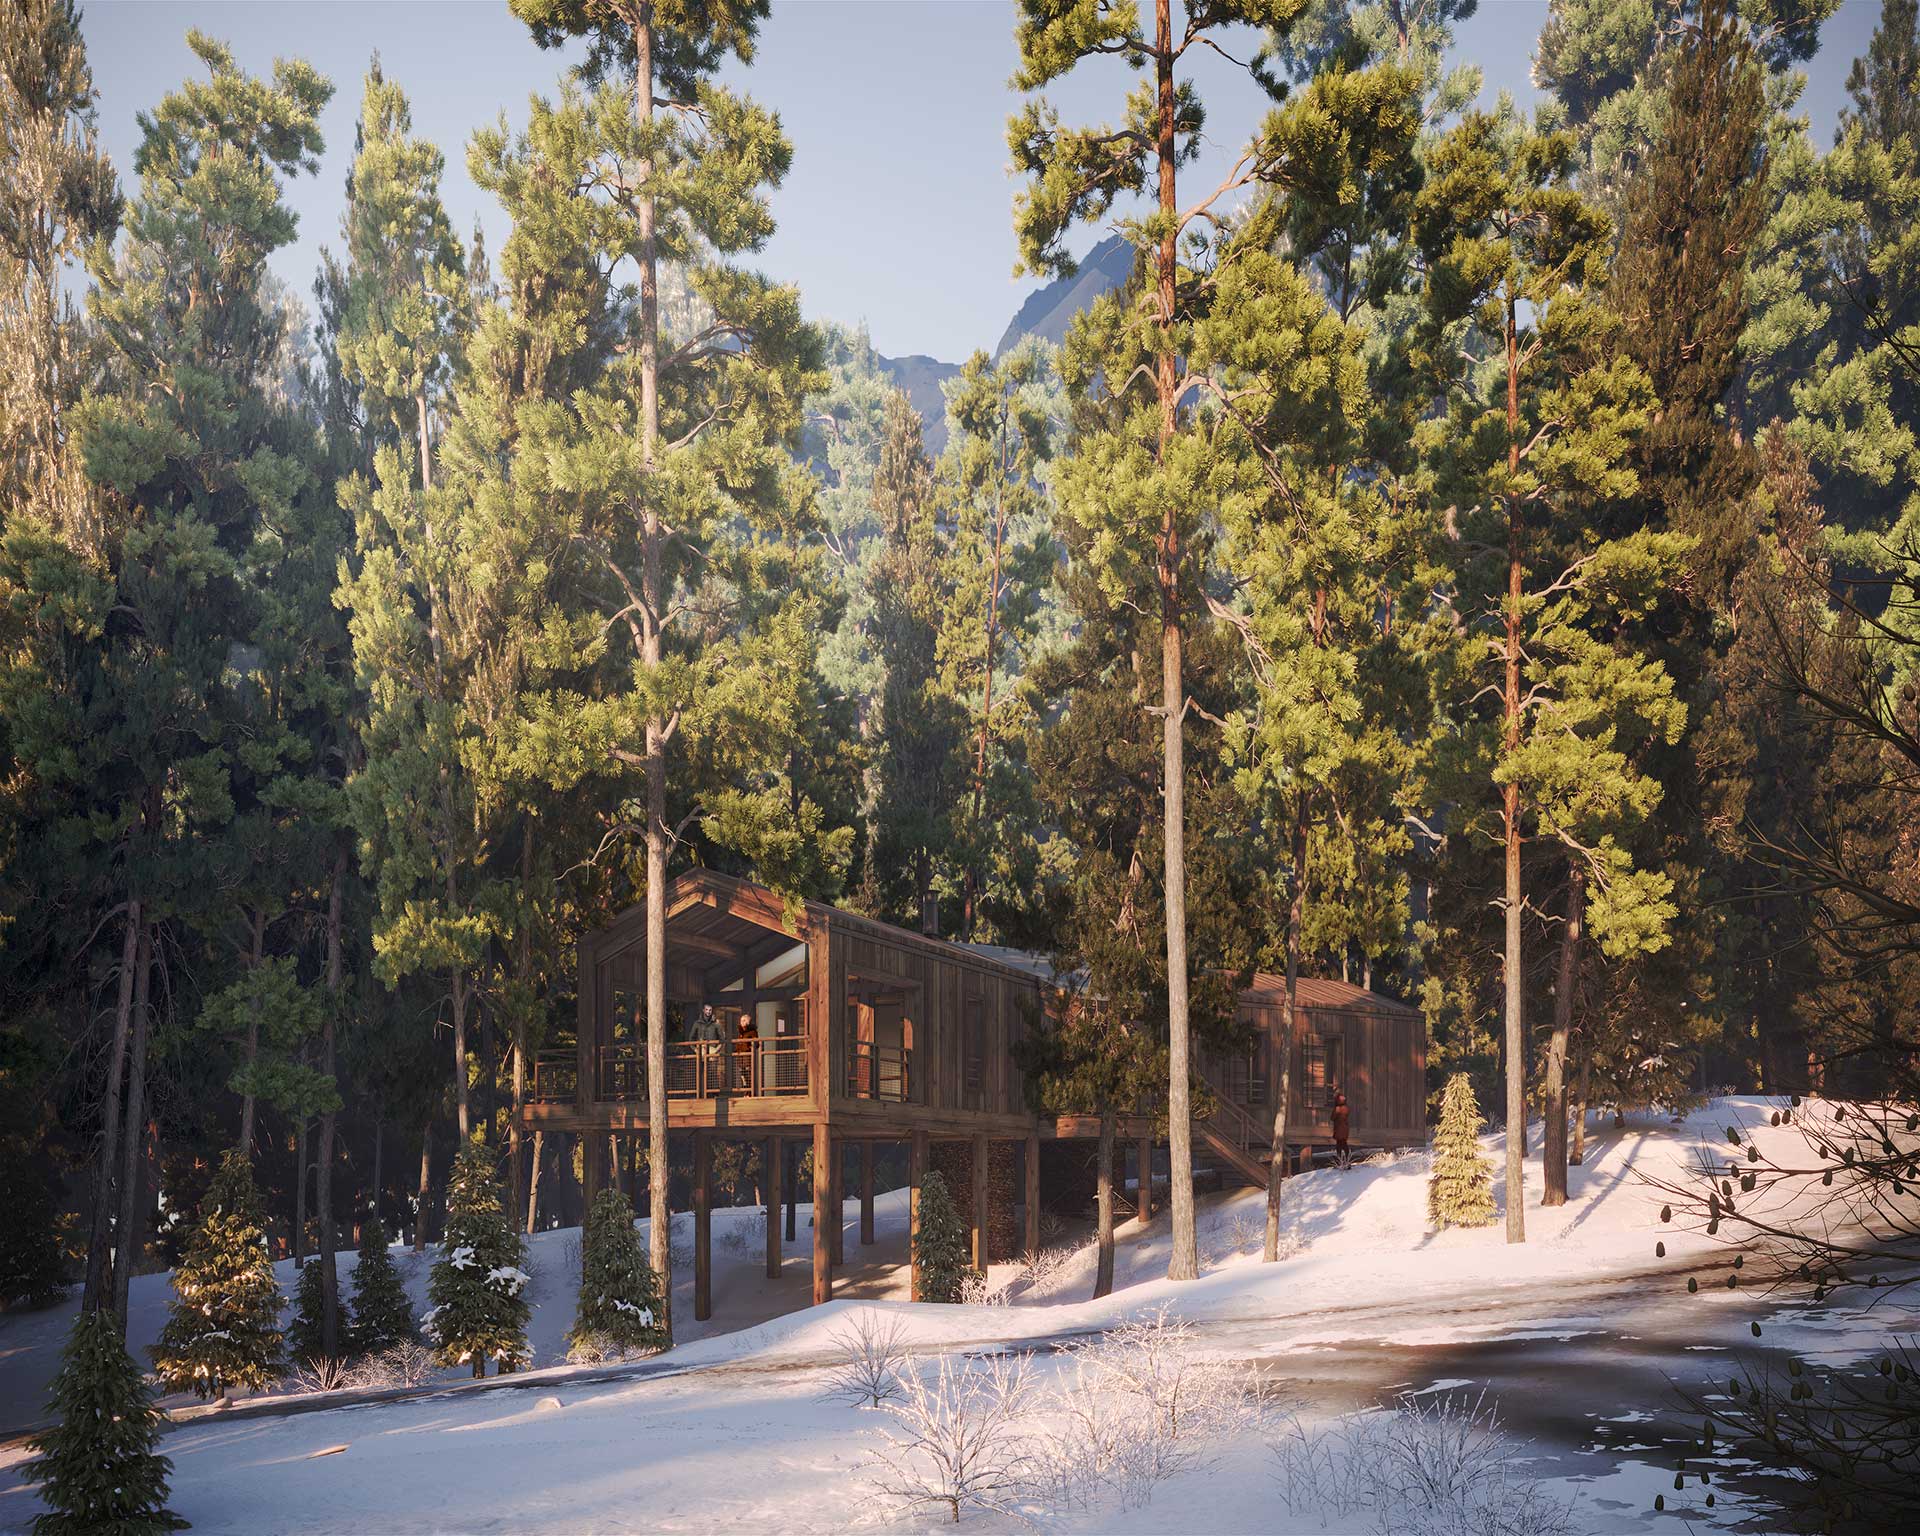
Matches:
[[1302, 1035, 1345, 1111]]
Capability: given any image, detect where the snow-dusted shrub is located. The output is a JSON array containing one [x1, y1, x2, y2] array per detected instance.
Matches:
[[564, 1330, 650, 1367], [1271, 1392, 1576, 1536], [342, 1340, 438, 1390], [956, 1269, 1011, 1307], [1010, 1245, 1076, 1300], [822, 1309, 910, 1408], [868, 1351, 1040, 1522], [1033, 1305, 1266, 1512], [288, 1352, 352, 1394], [719, 1208, 765, 1255]]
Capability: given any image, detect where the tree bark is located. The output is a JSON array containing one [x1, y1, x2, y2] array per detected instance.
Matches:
[[83, 895, 142, 1317], [1151, 0, 1197, 1285], [110, 924, 153, 1328], [414, 1129, 431, 1252], [1265, 798, 1308, 1262], [961, 454, 1010, 941], [318, 846, 346, 1358], [1542, 864, 1585, 1207], [294, 1115, 309, 1265], [510, 822, 532, 1229], [450, 968, 471, 1141], [1094, 1112, 1115, 1299], [240, 906, 264, 1155], [1501, 285, 1527, 1246], [371, 1114, 384, 1227], [526, 1129, 545, 1235], [1571, 1041, 1590, 1165]]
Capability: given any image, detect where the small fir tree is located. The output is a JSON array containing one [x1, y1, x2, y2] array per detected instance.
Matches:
[[347, 1214, 417, 1354], [23, 1307, 185, 1536], [287, 1260, 332, 1364], [912, 1170, 973, 1303], [153, 1151, 284, 1399], [1428, 1075, 1498, 1230], [569, 1187, 667, 1358], [427, 1145, 529, 1377]]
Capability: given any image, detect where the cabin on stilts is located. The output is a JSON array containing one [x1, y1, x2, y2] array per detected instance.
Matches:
[[519, 871, 1426, 1322]]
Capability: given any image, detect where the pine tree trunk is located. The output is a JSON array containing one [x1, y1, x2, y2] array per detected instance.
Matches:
[[629, 11, 674, 1350], [1151, 0, 1197, 1285], [83, 895, 142, 1317], [1571, 1034, 1590, 1165], [294, 1116, 309, 1265], [1542, 864, 1584, 1207], [318, 846, 345, 1359], [526, 1129, 544, 1236], [451, 969, 471, 1141], [414, 1131, 430, 1252], [1094, 1112, 1115, 1300], [240, 907, 264, 1155], [111, 924, 153, 1327], [510, 823, 532, 1229], [372, 1115, 384, 1226], [1265, 799, 1307, 1262], [1501, 288, 1527, 1246], [961, 469, 1009, 941]]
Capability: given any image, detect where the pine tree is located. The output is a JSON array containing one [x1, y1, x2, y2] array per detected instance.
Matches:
[[1428, 1074, 1497, 1230], [153, 1149, 285, 1398], [912, 1170, 972, 1304], [426, 1144, 528, 1377], [287, 1259, 331, 1364], [23, 1307, 184, 1536], [346, 1212, 417, 1354], [569, 1187, 667, 1358], [507, 0, 833, 1346], [1009, 0, 1311, 1285]]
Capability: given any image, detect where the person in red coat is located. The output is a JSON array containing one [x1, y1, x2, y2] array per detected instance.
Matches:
[[1331, 1090, 1351, 1169]]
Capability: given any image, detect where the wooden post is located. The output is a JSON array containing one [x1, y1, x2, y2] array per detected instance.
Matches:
[[693, 1131, 712, 1322], [1024, 1131, 1040, 1256], [829, 1140, 844, 1265], [811, 1119, 832, 1305], [763, 1134, 780, 1278], [1137, 1134, 1154, 1223], [859, 1140, 875, 1245], [784, 1138, 797, 1242], [971, 1133, 989, 1271], [909, 1130, 928, 1301]]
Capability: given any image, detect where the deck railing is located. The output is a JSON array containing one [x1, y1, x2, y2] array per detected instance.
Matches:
[[846, 1040, 911, 1103], [528, 1038, 812, 1104]]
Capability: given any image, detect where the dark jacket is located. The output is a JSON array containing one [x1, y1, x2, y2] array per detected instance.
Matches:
[[1330, 1097, 1350, 1141]]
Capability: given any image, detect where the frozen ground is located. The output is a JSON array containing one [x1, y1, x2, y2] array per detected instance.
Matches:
[[2, 1097, 1911, 1533]]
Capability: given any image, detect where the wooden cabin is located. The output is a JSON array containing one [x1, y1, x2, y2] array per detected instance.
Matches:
[[520, 873, 1426, 1320]]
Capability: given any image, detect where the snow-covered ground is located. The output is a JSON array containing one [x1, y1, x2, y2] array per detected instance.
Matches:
[[2, 1097, 1911, 1533]]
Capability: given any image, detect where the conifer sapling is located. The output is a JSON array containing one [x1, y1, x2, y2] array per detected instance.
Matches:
[[427, 1144, 529, 1377], [347, 1213, 417, 1355], [1429, 1074, 1498, 1230], [569, 1187, 667, 1359], [152, 1150, 285, 1399], [24, 1307, 185, 1535], [912, 1170, 974, 1303]]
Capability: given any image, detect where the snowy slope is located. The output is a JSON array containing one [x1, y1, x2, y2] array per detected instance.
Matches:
[[1, 1098, 1907, 1534]]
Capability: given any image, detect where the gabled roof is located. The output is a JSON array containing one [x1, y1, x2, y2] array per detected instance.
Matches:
[[1245, 972, 1421, 1017]]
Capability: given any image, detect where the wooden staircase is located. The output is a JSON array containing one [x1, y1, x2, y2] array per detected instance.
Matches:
[[1195, 1082, 1273, 1188]]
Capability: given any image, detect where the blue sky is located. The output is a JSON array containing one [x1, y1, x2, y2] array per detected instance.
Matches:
[[83, 0, 1881, 363]]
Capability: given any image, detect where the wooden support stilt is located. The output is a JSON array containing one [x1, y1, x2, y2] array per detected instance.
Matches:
[[763, 1134, 780, 1278], [1024, 1131, 1040, 1256], [1137, 1134, 1154, 1223], [909, 1130, 928, 1300], [693, 1131, 712, 1322], [784, 1138, 797, 1242], [812, 1119, 832, 1306], [971, 1133, 989, 1271], [829, 1139, 844, 1265], [859, 1140, 875, 1246]]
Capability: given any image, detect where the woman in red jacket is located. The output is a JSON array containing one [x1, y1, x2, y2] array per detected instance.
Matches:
[[1331, 1090, 1351, 1169]]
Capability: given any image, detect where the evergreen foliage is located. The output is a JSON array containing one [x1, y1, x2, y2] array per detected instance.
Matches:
[[426, 1144, 529, 1377], [569, 1187, 667, 1357], [912, 1170, 973, 1304], [1428, 1074, 1497, 1230], [23, 1307, 184, 1536], [152, 1150, 285, 1399], [0, 1136, 69, 1310], [287, 1259, 331, 1364], [346, 1213, 417, 1354]]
